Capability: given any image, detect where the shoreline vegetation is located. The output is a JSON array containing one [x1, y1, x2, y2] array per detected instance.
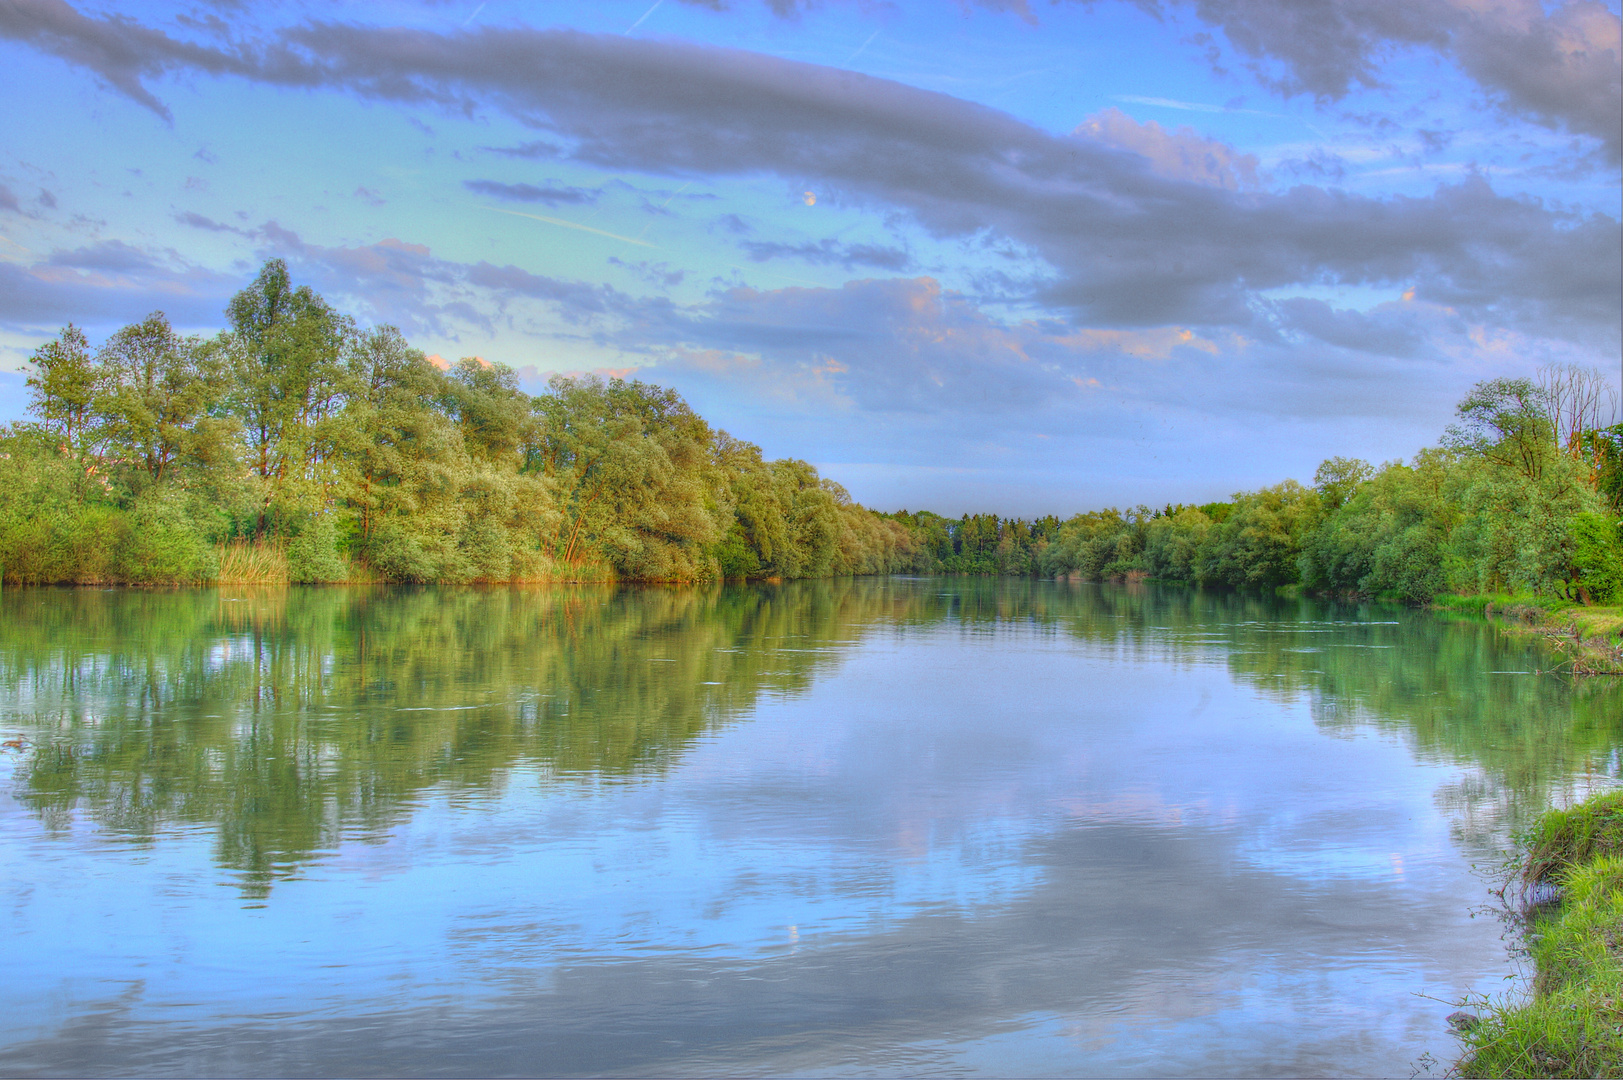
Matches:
[[4, 260, 1619, 611], [1455, 790, 1623, 1078], [1431, 594, 1623, 676]]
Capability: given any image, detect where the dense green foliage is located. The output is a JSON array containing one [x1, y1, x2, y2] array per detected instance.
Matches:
[[3, 261, 915, 584], [1024, 372, 1622, 604], [5, 260, 1618, 598]]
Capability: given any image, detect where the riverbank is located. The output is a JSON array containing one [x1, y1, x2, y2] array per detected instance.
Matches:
[[1453, 791, 1623, 1077], [1431, 594, 1623, 675]]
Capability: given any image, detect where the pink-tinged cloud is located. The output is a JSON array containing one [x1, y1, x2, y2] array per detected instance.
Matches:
[[1075, 108, 1263, 190]]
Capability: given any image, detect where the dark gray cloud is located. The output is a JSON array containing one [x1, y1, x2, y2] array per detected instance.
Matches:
[[0, 251, 235, 329], [0, 8, 1616, 343], [669, 0, 1621, 162], [1447, 0, 1623, 161], [0, 0, 256, 121], [1075, 106, 1263, 188], [4, 4, 1615, 384], [174, 209, 245, 232], [46, 238, 163, 273], [462, 178, 597, 205], [741, 237, 911, 271], [0, 183, 19, 213], [1266, 296, 1429, 358], [1134, 0, 1621, 162], [1140, 0, 1452, 99], [481, 139, 560, 159], [5, 12, 1597, 343]]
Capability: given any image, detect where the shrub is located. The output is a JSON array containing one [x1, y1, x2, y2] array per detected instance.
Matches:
[[287, 514, 349, 583], [1568, 513, 1623, 604]]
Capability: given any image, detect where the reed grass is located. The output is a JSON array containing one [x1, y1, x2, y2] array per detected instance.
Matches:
[[216, 540, 289, 585]]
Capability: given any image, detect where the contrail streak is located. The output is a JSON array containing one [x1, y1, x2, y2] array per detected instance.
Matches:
[[625, 0, 663, 34], [636, 180, 692, 239], [845, 29, 880, 64], [481, 206, 658, 248]]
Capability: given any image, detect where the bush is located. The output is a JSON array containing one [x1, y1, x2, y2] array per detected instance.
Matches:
[[287, 513, 349, 583], [118, 489, 215, 584], [1568, 513, 1623, 604]]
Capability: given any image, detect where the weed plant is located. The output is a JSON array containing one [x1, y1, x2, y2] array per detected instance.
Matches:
[[1457, 791, 1623, 1077]]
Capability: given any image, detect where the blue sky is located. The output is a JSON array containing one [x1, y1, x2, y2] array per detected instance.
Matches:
[[1, 0, 1618, 514]]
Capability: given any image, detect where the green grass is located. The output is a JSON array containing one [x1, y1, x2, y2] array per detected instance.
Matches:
[[1457, 792, 1623, 1077], [1430, 591, 1580, 617], [1520, 791, 1623, 885], [1430, 592, 1529, 615], [1428, 594, 1623, 674]]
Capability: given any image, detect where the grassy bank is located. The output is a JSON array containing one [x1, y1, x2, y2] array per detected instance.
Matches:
[[210, 540, 620, 586], [1455, 791, 1623, 1077], [1432, 593, 1623, 675]]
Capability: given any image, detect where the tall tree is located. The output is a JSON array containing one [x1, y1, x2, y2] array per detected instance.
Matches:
[[535, 377, 724, 579], [94, 312, 222, 485], [1444, 377, 1555, 482], [225, 259, 352, 523], [24, 324, 100, 466]]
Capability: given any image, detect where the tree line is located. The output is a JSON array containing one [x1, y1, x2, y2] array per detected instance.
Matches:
[[4, 259, 1620, 602], [1027, 369, 1623, 604], [3, 260, 917, 584], [891, 368, 1622, 605]]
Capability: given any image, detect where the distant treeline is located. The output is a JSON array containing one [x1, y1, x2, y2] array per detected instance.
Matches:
[[4, 259, 1621, 600], [891, 369, 1623, 604]]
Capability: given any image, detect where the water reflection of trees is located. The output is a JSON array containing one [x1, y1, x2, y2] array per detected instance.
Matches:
[[977, 578, 1623, 848], [3, 579, 1619, 894], [0, 581, 928, 895]]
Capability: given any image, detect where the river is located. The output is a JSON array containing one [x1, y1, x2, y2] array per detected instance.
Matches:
[[1, 579, 1619, 1076]]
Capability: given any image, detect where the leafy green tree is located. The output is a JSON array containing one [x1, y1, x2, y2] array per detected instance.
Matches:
[[338, 326, 461, 549], [94, 312, 225, 487], [1142, 506, 1212, 582], [24, 324, 100, 467], [443, 358, 535, 467], [0, 429, 125, 584], [535, 377, 724, 580], [712, 434, 787, 578], [1196, 481, 1319, 588], [1312, 456, 1374, 512], [1038, 508, 1128, 579], [769, 459, 840, 578], [225, 260, 354, 525], [1299, 453, 1453, 602], [1444, 377, 1556, 482], [1444, 450, 1605, 596], [829, 480, 915, 575], [1588, 423, 1623, 514]]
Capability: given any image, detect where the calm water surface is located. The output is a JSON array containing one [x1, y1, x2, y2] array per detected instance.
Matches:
[[2, 579, 1620, 1077]]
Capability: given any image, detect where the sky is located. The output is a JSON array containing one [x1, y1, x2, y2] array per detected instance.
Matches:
[[0, 0, 1619, 515]]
